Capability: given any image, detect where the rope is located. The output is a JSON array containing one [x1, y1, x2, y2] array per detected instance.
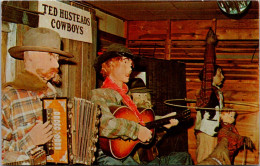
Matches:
[[211, 157, 223, 165], [164, 98, 259, 113]]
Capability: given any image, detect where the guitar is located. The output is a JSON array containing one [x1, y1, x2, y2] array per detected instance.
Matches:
[[99, 106, 190, 159]]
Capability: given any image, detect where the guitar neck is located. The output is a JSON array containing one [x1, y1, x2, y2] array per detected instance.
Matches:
[[145, 111, 189, 129]]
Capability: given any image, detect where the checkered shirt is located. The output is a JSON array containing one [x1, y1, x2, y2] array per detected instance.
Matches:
[[1, 85, 56, 155]]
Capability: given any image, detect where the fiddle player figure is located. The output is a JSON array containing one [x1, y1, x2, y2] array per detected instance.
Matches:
[[91, 43, 192, 165], [194, 28, 225, 163], [198, 111, 255, 165], [1, 28, 74, 165]]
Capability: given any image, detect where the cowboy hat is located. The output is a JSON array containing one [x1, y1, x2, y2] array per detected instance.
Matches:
[[128, 78, 152, 93], [94, 43, 138, 73], [8, 27, 74, 60]]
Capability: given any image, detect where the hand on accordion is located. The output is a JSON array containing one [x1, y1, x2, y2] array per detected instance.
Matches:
[[29, 120, 53, 146]]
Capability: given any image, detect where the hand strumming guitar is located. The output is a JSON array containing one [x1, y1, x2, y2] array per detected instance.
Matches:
[[29, 120, 53, 146], [138, 126, 153, 142]]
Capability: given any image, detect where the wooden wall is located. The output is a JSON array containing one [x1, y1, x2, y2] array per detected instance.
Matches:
[[1, 1, 97, 100], [127, 19, 259, 165]]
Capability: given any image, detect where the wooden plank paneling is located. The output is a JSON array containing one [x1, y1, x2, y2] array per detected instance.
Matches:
[[82, 42, 90, 99], [60, 38, 70, 97], [187, 80, 259, 92], [127, 18, 259, 165], [2, 2, 39, 28], [217, 19, 259, 40], [15, 24, 30, 77], [128, 21, 169, 40], [128, 40, 165, 58], [90, 17, 98, 98], [69, 40, 83, 98], [171, 20, 214, 40]]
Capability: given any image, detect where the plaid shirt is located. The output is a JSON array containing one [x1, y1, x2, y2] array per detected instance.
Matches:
[[91, 88, 140, 140], [1, 79, 56, 156], [218, 122, 244, 161], [196, 35, 216, 107]]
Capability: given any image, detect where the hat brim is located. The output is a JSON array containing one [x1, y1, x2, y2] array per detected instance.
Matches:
[[94, 51, 139, 73], [8, 46, 74, 60], [130, 87, 153, 93]]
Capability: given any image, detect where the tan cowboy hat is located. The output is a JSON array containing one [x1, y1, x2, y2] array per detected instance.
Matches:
[[8, 27, 74, 60]]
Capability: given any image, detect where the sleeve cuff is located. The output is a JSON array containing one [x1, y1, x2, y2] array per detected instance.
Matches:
[[19, 133, 36, 153]]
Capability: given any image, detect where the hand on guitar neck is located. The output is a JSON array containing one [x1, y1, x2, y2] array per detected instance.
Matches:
[[138, 112, 179, 143], [155, 112, 179, 129]]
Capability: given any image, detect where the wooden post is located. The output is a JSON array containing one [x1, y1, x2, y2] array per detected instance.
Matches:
[[165, 20, 171, 60], [6, 23, 17, 82], [1, 22, 11, 85]]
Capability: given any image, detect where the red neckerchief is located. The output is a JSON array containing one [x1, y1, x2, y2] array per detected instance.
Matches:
[[102, 77, 145, 125]]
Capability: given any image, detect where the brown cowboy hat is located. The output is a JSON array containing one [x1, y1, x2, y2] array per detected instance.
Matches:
[[94, 43, 139, 73], [8, 27, 74, 60]]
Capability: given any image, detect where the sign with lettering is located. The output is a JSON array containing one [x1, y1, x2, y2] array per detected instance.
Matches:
[[38, 1, 92, 43]]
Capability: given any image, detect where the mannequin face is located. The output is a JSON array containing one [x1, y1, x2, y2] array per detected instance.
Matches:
[[221, 111, 236, 124], [131, 92, 152, 108], [109, 57, 133, 87], [213, 68, 224, 86], [24, 51, 59, 82]]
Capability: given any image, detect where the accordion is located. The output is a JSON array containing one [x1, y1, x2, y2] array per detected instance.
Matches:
[[42, 97, 101, 165]]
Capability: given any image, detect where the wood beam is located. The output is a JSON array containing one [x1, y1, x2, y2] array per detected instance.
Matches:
[[2, 3, 40, 28]]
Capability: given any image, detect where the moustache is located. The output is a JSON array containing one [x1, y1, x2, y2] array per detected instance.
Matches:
[[49, 68, 59, 74], [36, 68, 59, 81], [49, 68, 61, 86]]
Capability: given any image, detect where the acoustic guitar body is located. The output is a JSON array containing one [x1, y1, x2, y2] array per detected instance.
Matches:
[[99, 106, 155, 159]]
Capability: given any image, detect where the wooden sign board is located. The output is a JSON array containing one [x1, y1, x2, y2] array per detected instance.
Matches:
[[38, 1, 92, 43]]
